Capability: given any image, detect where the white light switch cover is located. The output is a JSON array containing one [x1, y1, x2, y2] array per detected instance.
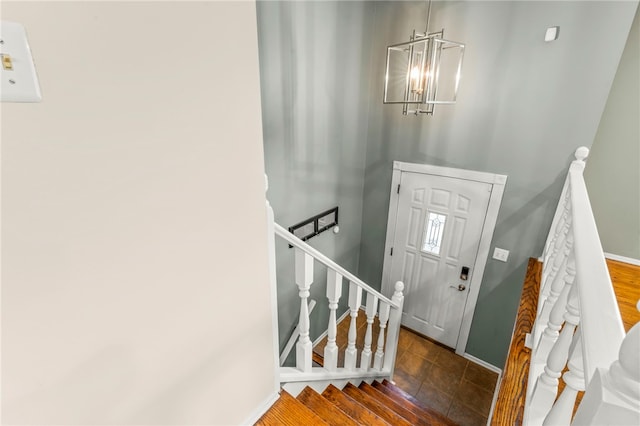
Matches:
[[493, 247, 509, 262], [1, 21, 42, 102]]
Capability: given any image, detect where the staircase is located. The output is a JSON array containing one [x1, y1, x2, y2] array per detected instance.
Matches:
[[256, 379, 455, 425], [261, 177, 458, 424], [492, 147, 640, 425]]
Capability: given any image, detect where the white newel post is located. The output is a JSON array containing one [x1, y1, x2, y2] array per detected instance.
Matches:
[[360, 293, 379, 371], [572, 302, 640, 425], [295, 248, 314, 373], [383, 281, 405, 375], [374, 301, 391, 371], [324, 269, 343, 372], [265, 175, 281, 394], [344, 282, 363, 371]]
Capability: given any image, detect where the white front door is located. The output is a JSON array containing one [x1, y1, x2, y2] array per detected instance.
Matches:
[[387, 169, 493, 349]]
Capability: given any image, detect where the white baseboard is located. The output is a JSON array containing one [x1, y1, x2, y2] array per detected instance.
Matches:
[[463, 353, 502, 375], [487, 370, 503, 426], [604, 252, 640, 266], [462, 353, 503, 426], [241, 391, 280, 425]]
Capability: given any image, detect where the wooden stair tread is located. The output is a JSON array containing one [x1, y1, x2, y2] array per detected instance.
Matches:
[[297, 386, 358, 426], [321, 384, 391, 426], [377, 380, 456, 425], [342, 382, 413, 426], [312, 351, 325, 367], [360, 381, 437, 426], [490, 257, 541, 426], [255, 390, 328, 426]]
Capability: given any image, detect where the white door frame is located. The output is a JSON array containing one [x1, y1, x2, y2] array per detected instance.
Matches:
[[381, 161, 507, 356]]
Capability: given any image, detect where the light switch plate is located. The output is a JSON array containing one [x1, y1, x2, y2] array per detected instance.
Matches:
[[493, 247, 509, 262], [1, 21, 42, 102]]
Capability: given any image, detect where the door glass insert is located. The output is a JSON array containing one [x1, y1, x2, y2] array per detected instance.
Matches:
[[422, 212, 447, 255]]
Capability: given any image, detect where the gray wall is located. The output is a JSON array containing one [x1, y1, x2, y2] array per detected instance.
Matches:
[[358, 1, 637, 367], [584, 7, 640, 261], [256, 0, 637, 368], [256, 1, 376, 358]]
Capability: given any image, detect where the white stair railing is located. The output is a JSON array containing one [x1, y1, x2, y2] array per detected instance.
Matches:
[[267, 202, 404, 391], [523, 147, 640, 425], [279, 299, 316, 366], [324, 272, 341, 372]]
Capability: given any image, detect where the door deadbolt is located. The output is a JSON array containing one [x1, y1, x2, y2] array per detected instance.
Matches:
[[449, 284, 466, 291], [460, 266, 470, 281]]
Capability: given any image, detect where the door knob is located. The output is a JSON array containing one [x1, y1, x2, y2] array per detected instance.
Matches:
[[449, 284, 466, 291]]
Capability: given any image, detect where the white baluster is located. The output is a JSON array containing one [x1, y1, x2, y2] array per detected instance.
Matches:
[[541, 206, 571, 299], [374, 301, 391, 371], [541, 147, 587, 275], [542, 189, 570, 272], [542, 187, 569, 264], [529, 282, 580, 424], [323, 269, 342, 372], [360, 293, 379, 371], [542, 208, 564, 265], [573, 301, 640, 425], [295, 248, 314, 373], [344, 282, 362, 371], [383, 281, 405, 374], [534, 255, 568, 347], [533, 236, 573, 348], [534, 254, 575, 362], [543, 333, 585, 425]]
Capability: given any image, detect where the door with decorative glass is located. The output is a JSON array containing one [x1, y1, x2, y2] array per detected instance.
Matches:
[[382, 162, 506, 352]]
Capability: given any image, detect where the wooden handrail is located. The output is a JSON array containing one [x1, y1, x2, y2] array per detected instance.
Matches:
[[274, 223, 399, 308]]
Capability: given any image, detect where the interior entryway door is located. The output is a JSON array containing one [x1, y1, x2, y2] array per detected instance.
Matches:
[[382, 162, 506, 353]]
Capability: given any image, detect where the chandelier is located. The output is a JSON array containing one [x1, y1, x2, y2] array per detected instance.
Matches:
[[383, 1, 465, 116]]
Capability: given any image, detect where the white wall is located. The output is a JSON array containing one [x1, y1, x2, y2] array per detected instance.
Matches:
[[1, 2, 276, 424]]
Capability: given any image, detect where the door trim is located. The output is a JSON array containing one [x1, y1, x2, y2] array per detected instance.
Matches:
[[381, 161, 507, 356]]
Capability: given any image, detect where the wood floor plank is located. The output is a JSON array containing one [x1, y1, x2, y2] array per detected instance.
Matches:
[[377, 380, 456, 425], [359, 382, 437, 426], [490, 258, 540, 426], [255, 390, 328, 426], [297, 386, 358, 426], [607, 259, 640, 332], [342, 383, 413, 426], [490, 257, 637, 425], [322, 384, 390, 426]]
